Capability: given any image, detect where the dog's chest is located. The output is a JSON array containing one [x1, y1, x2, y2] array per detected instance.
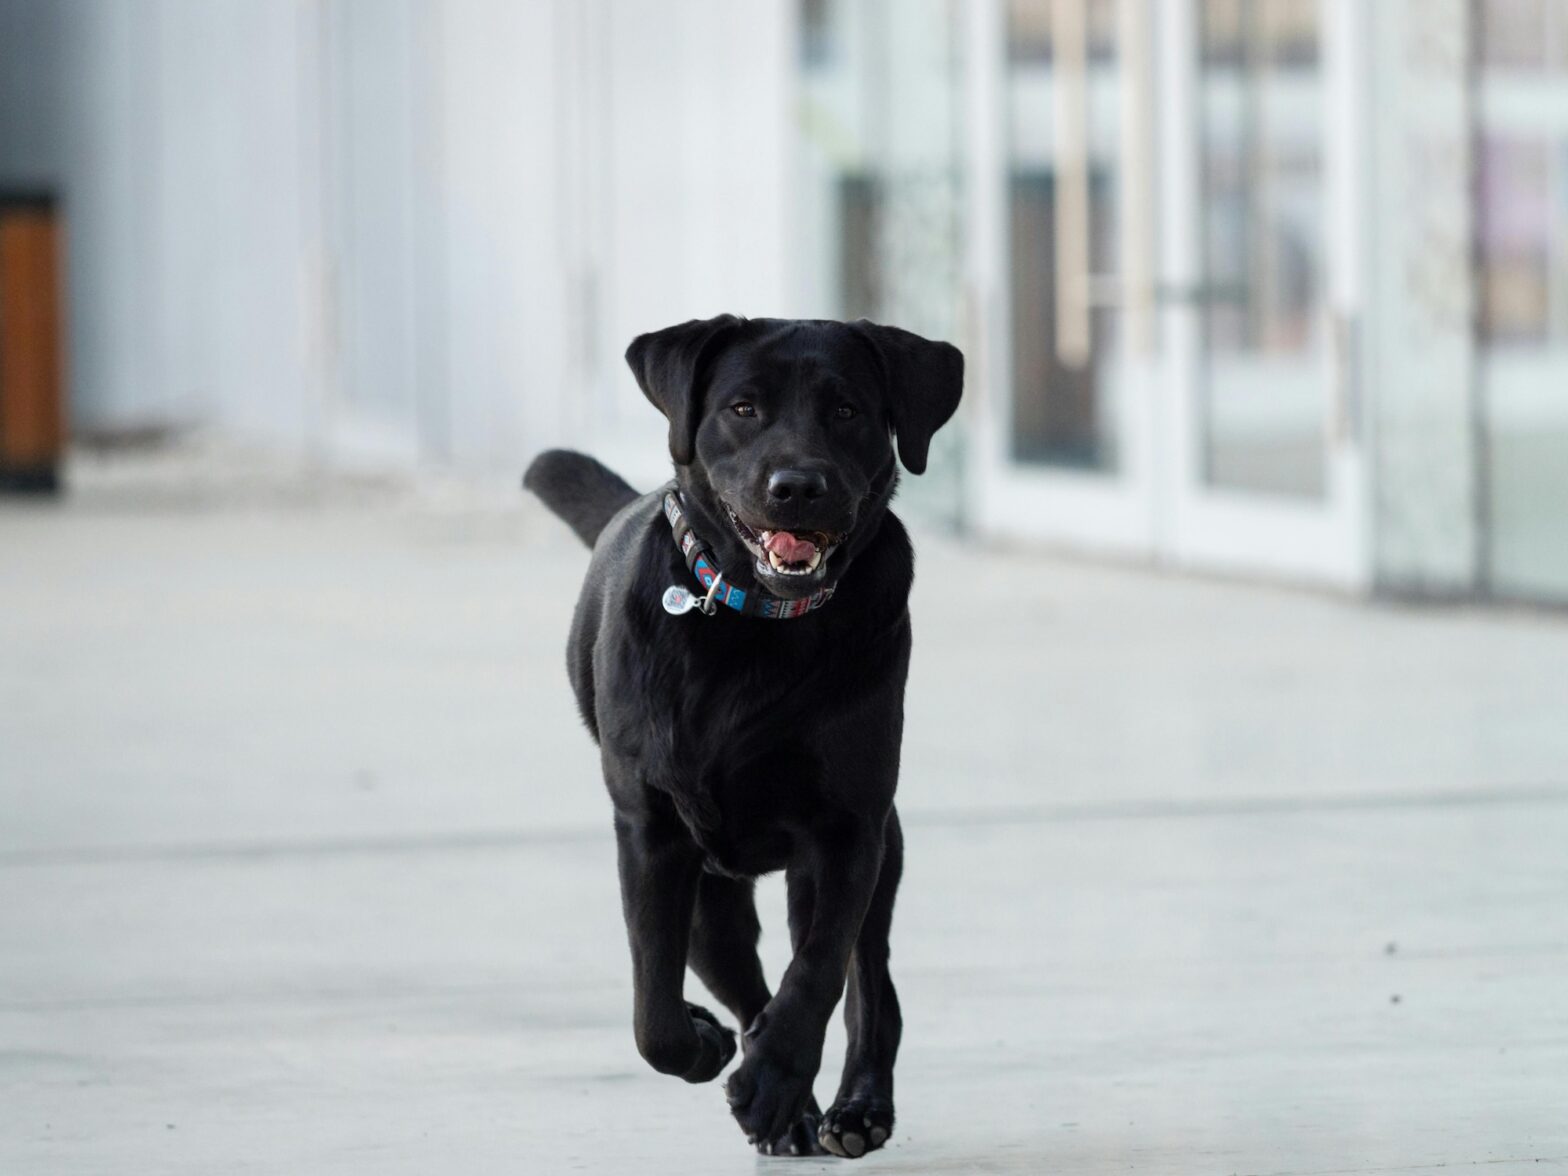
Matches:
[[646, 657, 830, 876]]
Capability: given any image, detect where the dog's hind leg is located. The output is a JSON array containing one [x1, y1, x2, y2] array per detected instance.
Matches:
[[613, 800, 737, 1084], [818, 807, 903, 1158]]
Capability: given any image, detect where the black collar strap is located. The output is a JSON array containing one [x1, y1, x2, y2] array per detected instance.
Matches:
[[660, 487, 836, 620]]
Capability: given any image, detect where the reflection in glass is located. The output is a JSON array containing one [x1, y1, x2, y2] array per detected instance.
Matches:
[[795, 0, 963, 332], [1477, 0, 1568, 600], [1198, 0, 1326, 498], [795, 0, 966, 520], [1477, 0, 1568, 75], [1005, 0, 1120, 63], [1478, 137, 1552, 344], [1006, 0, 1131, 471]]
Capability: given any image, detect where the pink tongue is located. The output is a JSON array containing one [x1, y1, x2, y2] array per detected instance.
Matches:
[[765, 531, 818, 563]]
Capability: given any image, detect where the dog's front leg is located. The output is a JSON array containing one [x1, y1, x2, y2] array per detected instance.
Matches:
[[613, 807, 738, 1083], [725, 817, 883, 1147]]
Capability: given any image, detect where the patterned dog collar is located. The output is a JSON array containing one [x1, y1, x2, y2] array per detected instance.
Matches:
[[660, 488, 836, 620]]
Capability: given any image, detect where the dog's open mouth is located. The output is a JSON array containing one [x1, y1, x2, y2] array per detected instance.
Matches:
[[723, 503, 843, 581]]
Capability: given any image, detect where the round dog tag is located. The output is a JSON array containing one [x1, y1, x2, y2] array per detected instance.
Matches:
[[662, 585, 699, 615]]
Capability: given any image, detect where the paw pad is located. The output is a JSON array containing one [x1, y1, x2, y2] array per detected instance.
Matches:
[[818, 1096, 894, 1159]]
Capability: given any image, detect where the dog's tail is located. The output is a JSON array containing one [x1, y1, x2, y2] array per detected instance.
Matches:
[[522, 449, 641, 547]]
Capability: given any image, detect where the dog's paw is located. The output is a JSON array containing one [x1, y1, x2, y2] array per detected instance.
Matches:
[[680, 1002, 737, 1083], [753, 1097, 828, 1158], [725, 1052, 816, 1147], [818, 1094, 894, 1158]]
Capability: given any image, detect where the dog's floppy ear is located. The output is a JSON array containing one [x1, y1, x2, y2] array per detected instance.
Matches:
[[851, 320, 964, 475], [625, 315, 743, 466]]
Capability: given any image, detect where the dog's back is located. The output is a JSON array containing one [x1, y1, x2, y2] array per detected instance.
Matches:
[[523, 449, 639, 547]]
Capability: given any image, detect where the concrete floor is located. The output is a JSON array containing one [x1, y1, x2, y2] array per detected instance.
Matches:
[[4, 445, 1568, 1174]]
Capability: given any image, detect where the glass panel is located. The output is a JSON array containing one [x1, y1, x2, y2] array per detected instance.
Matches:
[[1005, 0, 1119, 63], [1006, 0, 1054, 62], [1006, 0, 1131, 471], [1198, 0, 1327, 498], [799, 0, 836, 67], [1476, 0, 1568, 600], [1478, 137, 1552, 344], [794, 0, 966, 519], [795, 0, 963, 331], [1477, 0, 1568, 71], [1477, 0, 1548, 72], [1473, 0, 1568, 72]]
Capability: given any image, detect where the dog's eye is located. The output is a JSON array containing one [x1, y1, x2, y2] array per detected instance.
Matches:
[[731, 402, 756, 418], [835, 404, 858, 420]]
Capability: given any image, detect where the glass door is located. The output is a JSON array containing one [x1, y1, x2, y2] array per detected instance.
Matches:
[[968, 0, 1367, 586], [968, 0, 1163, 555], [1161, 0, 1366, 585], [1474, 0, 1568, 602]]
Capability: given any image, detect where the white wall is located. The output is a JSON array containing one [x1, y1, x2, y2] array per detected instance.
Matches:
[[0, 0, 794, 483], [431, 0, 793, 485], [589, 0, 794, 483]]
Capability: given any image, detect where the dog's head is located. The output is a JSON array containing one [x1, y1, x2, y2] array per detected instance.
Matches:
[[626, 316, 963, 599]]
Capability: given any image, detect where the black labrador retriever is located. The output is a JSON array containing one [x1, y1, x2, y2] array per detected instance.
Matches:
[[524, 315, 962, 1158]]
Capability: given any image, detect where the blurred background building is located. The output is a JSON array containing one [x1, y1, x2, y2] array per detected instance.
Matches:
[[1, 0, 1565, 603]]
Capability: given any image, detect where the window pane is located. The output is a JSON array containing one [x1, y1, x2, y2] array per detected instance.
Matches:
[[1477, 0, 1568, 600], [795, 0, 966, 519], [1007, 0, 1053, 62], [1477, 136, 1551, 345], [1478, 0, 1549, 71], [1006, 0, 1132, 471], [1198, 0, 1327, 497]]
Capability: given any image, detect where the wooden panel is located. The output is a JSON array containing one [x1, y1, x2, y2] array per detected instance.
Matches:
[[0, 204, 65, 470]]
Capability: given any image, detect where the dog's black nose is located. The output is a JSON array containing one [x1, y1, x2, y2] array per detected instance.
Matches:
[[767, 468, 827, 503]]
